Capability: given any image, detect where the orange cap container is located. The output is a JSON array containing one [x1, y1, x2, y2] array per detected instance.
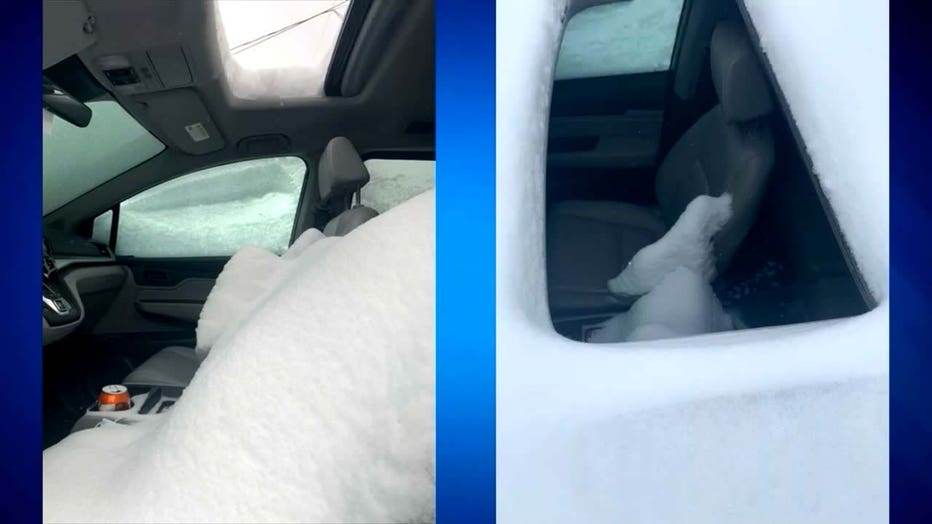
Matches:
[[98, 384, 130, 411]]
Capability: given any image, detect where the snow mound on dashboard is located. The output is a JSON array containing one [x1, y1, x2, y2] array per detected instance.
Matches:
[[43, 191, 436, 523]]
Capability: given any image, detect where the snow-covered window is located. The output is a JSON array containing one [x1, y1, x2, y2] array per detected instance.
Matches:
[[93, 157, 307, 257], [215, 0, 351, 101], [361, 159, 435, 213], [556, 0, 685, 80]]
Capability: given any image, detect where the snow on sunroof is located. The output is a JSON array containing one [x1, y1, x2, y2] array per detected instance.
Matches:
[[215, 0, 350, 101]]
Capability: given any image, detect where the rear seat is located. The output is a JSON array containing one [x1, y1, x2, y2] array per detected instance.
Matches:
[[123, 137, 378, 389]]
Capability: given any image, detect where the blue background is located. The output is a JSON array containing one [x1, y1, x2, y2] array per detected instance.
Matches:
[[436, 0, 496, 522], [2, 0, 930, 522], [0, 0, 42, 522], [890, 1, 932, 521]]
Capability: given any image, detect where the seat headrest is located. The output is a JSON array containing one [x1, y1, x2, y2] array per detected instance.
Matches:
[[318, 137, 370, 202], [710, 20, 774, 123]]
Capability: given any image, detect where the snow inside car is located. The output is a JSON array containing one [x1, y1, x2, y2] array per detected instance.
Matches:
[[497, 0, 887, 521], [42, 1, 435, 522]]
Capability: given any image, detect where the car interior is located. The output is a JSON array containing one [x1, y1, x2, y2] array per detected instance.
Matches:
[[42, 0, 434, 448], [545, 0, 873, 341]]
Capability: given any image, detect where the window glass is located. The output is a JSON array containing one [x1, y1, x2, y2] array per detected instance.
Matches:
[[215, 0, 350, 100], [361, 159, 435, 213], [43, 100, 165, 215], [555, 0, 685, 81], [92, 210, 113, 245], [93, 157, 306, 257]]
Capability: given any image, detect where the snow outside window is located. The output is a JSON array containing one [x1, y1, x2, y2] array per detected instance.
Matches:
[[93, 157, 306, 257], [361, 159, 435, 213], [215, 0, 350, 100], [555, 0, 685, 80]]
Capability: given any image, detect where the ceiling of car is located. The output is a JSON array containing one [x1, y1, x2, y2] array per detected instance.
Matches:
[[43, 0, 434, 229]]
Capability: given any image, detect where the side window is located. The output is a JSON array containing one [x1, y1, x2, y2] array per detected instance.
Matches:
[[555, 0, 686, 80], [361, 159, 435, 213], [92, 157, 306, 257]]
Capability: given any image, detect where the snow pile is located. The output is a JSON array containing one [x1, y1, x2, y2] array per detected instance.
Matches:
[[591, 267, 733, 343], [608, 194, 732, 296], [195, 245, 284, 351], [44, 191, 436, 523], [197, 228, 337, 353], [593, 194, 733, 343], [363, 159, 436, 213], [215, 1, 348, 101]]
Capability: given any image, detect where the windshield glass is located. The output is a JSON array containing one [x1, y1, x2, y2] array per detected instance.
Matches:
[[42, 100, 165, 215]]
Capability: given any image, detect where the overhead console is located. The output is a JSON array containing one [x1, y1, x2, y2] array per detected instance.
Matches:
[[97, 45, 193, 95]]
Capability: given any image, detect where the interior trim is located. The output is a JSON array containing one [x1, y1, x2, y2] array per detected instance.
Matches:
[[324, 0, 375, 97]]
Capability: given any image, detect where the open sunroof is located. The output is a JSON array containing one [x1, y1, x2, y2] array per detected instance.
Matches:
[[215, 0, 351, 101]]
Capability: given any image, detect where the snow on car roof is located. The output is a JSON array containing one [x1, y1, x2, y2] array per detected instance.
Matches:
[[496, 0, 887, 522]]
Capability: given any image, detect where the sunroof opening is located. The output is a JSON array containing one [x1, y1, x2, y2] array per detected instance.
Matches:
[[215, 0, 350, 101]]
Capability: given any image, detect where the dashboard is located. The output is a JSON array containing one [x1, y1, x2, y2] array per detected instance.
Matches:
[[42, 230, 122, 345]]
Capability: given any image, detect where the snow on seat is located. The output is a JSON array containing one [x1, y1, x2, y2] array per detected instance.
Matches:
[[43, 191, 436, 523]]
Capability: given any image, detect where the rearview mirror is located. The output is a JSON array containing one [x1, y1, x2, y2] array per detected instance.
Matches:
[[43, 80, 91, 128]]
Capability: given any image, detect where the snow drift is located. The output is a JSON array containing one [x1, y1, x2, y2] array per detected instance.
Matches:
[[496, 0, 887, 522], [607, 193, 731, 297], [591, 266, 733, 343], [594, 194, 733, 343], [43, 191, 436, 523]]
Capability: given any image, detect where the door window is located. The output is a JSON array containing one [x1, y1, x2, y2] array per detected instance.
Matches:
[[93, 157, 306, 257]]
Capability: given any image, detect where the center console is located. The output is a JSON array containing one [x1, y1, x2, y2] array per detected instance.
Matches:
[[71, 386, 181, 433], [42, 266, 80, 326]]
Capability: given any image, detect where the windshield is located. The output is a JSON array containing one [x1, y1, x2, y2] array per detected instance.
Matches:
[[42, 100, 165, 215]]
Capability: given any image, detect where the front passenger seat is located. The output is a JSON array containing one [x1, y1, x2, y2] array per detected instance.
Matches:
[[123, 137, 379, 390], [547, 20, 775, 316], [318, 136, 379, 236]]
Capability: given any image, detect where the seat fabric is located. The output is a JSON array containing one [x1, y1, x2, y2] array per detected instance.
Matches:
[[123, 346, 200, 389], [547, 201, 666, 315]]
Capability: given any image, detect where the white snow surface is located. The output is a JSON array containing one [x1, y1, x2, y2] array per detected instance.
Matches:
[[744, 0, 889, 301], [195, 245, 284, 351], [607, 193, 732, 297], [592, 267, 733, 343], [497, 1, 887, 522], [44, 191, 436, 523], [215, 1, 348, 100], [196, 228, 337, 353]]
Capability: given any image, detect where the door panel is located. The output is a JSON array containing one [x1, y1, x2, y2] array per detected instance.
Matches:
[[548, 111, 664, 169], [89, 258, 227, 353], [549, 72, 669, 171], [117, 256, 225, 325]]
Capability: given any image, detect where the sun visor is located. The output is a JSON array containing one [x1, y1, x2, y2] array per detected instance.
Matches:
[[43, 0, 98, 69], [133, 89, 225, 155]]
